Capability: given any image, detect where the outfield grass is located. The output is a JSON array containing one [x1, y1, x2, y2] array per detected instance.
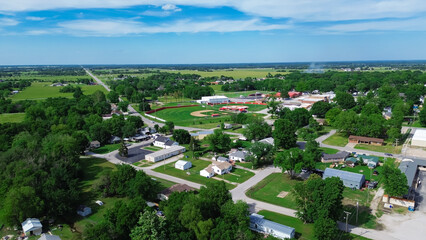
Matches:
[[9, 82, 108, 101], [222, 168, 255, 183], [91, 143, 121, 154], [354, 143, 401, 154], [246, 173, 300, 210], [323, 132, 349, 147], [153, 158, 235, 189], [0, 113, 26, 123]]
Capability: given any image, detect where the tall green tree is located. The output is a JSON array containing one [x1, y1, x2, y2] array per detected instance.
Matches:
[[310, 101, 332, 118], [274, 147, 313, 178], [243, 118, 272, 141], [245, 142, 275, 168], [335, 91, 356, 109], [273, 119, 297, 149], [206, 129, 231, 153], [130, 209, 167, 240]]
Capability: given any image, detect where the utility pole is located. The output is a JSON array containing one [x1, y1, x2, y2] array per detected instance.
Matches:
[[356, 201, 359, 225], [344, 211, 351, 232]]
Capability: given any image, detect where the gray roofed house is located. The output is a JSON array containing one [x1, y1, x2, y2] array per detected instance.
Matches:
[[321, 151, 350, 163], [38, 234, 62, 240], [216, 156, 229, 162], [229, 150, 248, 162], [323, 168, 365, 189], [154, 136, 178, 149], [22, 218, 43, 236], [399, 158, 426, 190], [249, 213, 295, 239], [259, 137, 274, 146]]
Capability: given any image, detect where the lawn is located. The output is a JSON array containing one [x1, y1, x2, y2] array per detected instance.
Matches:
[[222, 168, 255, 183], [320, 147, 339, 154], [354, 143, 401, 154], [153, 158, 235, 189], [323, 132, 349, 147], [246, 173, 301, 210], [144, 146, 163, 151], [91, 143, 121, 154], [235, 161, 254, 169], [0, 113, 26, 123], [151, 176, 177, 190], [9, 82, 108, 101], [257, 210, 372, 240], [79, 157, 117, 192]]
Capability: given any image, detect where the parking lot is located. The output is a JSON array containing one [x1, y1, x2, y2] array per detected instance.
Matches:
[[116, 143, 153, 164]]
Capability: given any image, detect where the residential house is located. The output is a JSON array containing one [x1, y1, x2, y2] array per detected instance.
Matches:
[[38, 234, 61, 240], [212, 162, 232, 175], [77, 205, 92, 217], [90, 141, 100, 149], [229, 150, 248, 162], [153, 136, 178, 149], [345, 157, 358, 167], [200, 165, 215, 178], [358, 155, 379, 168], [249, 213, 295, 240], [259, 137, 274, 146], [348, 135, 384, 146], [109, 136, 121, 144], [158, 184, 195, 201], [213, 156, 229, 162], [22, 218, 43, 236], [175, 160, 192, 170], [223, 123, 233, 129], [321, 151, 350, 163], [145, 146, 186, 162], [323, 168, 365, 189]]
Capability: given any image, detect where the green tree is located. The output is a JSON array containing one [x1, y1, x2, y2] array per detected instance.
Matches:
[[273, 119, 297, 149], [245, 142, 275, 168], [139, 102, 151, 112], [274, 147, 313, 178], [325, 108, 342, 126], [173, 129, 191, 144], [361, 103, 380, 116], [333, 110, 358, 135], [243, 118, 272, 141], [130, 209, 167, 240], [118, 101, 129, 112], [314, 216, 340, 240], [107, 91, 120, 103], [267, 97, 281, 118], [420, 107, 426, 126], [206, 129, 231, 153], [165, 121, 175, 134], [335, 91, 356, 109], [310, 101, 332, 118], [118, 141, 128, 157], [382, 162, 409, 197]]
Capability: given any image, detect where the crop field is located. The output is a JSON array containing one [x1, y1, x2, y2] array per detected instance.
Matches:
[[2, 74, 91, 82], [0, 113, 26, 124], [9, 82, 108, 101]]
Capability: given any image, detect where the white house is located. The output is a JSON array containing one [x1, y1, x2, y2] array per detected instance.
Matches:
[[224, 123, 233, 129], [259, 137, 274, 146], [229, 150, 248, 162], [212, 156, 229, 162], [77, 205, 92, 217], [212, 162, 232, 175], [145, 146, 186, 162], [196, 96, 229, 104], [249, 213, 295, 240], [175, 160, 192, 170], [38, 234, 62, 240], [200, 165, 215, 178], [153, 136, 178, 149], [22, 218, 43, 236]]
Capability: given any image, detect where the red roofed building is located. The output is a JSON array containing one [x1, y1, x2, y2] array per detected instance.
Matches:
[[288, 91, 302, 98]]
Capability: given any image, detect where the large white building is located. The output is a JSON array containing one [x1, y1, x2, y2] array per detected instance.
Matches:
[[249, 213, 295, 239], [145, 145, 186, 162], [412, 129, 426, 147], [196, 96, 229, 104]]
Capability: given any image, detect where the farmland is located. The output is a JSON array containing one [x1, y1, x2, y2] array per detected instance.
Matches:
[[9, 82, 108, 101], [0, 113, 26, 123]]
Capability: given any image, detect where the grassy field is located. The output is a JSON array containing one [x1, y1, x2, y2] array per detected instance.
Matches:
[[354, 143, 401, 154], [3, 74, 91, 82], [235, 161, 254, 169], [143, 146, 163, 151], [323, 132, 349, 147], [320, 147, 339, 154], [222, 168, 255, 183], [246, 173, 300, 210], [160, 68, 287, 79], [9, 82, 108, 101], [153, 158, 235, 189], [91, 143, 121, 154], [0, 113, 26, 123]]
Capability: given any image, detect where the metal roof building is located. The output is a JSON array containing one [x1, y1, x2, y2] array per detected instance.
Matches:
[[399, 158, 426, 189], [323, 168, 365, 189], [412, 129, 426, 147], [249, 213, 295, 239], [145, 145, 186, 162]]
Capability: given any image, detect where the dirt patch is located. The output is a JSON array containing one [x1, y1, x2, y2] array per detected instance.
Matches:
[[191, 110, 213, 117], [277, 191, 289, 198]]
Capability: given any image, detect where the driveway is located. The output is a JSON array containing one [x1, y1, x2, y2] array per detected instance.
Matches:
[[115, 146, 152, 164]]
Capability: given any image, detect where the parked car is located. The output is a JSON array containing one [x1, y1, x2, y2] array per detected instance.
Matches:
[[385, 153, 393, 156]]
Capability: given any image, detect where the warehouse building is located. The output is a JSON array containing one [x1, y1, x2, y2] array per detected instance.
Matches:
[[249, 213, 295, 239], [196, 96, 229, 104], [412, 129, 426, 147], [145, 146, 186, 162], [323, 168, 365, 189]]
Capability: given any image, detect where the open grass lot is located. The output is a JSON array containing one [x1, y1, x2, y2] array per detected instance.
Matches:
[[150, 101, 197, 110], [143, 146, 162, 151], [0, 113, 26, 123], [257, 210, 371, 240], [246, 173, 300, 210], [323, 132, 349, 147], [320, 147, 339, 154], [153, 158, 235, 189], [3, 74, 91, 82], [354, 143, 401, 154], [222, 168, 255, 183], [9, 82, 108, 101], [91, 143, 121, 154], [235, 161, 254, 169]]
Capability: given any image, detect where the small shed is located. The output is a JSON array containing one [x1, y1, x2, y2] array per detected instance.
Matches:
[[175, 160, 192, 170], [358, 155, 379, 168], [22, 218, 43, 236], [90, 141, 100, 149], [77, 205, 92, 217], [200, 165, 215, 178], [323, 168, 365, 189]]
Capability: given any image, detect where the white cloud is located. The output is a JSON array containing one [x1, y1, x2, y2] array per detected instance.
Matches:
[[0, 18, 19, 26], [161, 4, 181, 12], [56, 18, 290, 36], [141, 10, 172, 17], [0, 0, 426, 22], [26, 16, 45, 21], [322, 17, 426, 33]]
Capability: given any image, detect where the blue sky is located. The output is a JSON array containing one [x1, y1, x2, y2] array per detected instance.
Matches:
[[0, 0, 426, 65]]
